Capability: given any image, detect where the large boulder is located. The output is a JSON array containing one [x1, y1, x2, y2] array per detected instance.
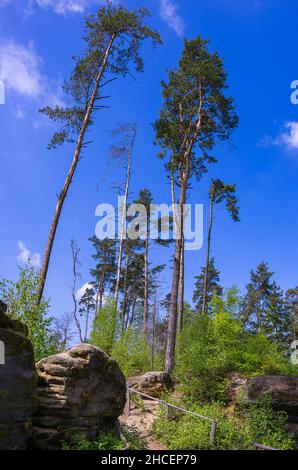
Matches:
[[244, 375, 298, 445], [245, 375, 298, 416], [0, 302, 37, 450], [31, 343, 126, 449], [128, 371, 173, 398]]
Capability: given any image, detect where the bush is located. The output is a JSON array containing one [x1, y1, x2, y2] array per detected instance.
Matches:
[[62, 432, 123, 450], [0, 264, 58, 361], [176, 312, 241, 402], [153, 397, 295, 450], [240, 396, 295, 450], [62, 426, 147, 450], [122, 425, 148, 450], [111, 327, 151, 377], [90, 298, 118, 354], [176, 290, 298, 402]]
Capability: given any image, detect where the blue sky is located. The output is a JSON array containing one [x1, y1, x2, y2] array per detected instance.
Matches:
[[0, 0, 298, 319]]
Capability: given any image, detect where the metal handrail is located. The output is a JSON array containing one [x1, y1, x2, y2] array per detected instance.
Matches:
[[253, 443, 278, 451], [127, 386, 217, 445]]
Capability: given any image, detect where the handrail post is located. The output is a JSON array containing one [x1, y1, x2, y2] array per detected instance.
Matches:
[[126, 388, 131, 417], [210, 420, 217, 446]]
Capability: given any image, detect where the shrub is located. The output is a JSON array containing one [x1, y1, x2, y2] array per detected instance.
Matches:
[[0, 264, 58, 361], [240, 396, 295, 450], [62, 426, 147, 450], [111, 327, 151, 377], [122, 425, 148, 450], [175, 290, 298, 402], [62, 432, 123, 450], [153, 398, 295, 450], [90, 297, 118, 354]]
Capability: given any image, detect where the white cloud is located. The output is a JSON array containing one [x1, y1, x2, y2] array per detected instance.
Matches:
[[0, 39, 64, 112], [258, 121, 298, 151], [159, 0, 185, 38], [76, 282, 93, 300], [36, 0, 100, 14], [17, 241, 41, 267], [0, 41, 43, 98], [0, 0, 107, 15]]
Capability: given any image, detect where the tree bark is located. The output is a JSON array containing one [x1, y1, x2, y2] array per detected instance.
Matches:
[[165, 176, 187, 373], [36, 35, 115, 306], [143, 238, 149, 335], [177, 234, 185, 332], [129, 298, 137, 328], [70, 240, 83, 343], [150, 293, 157, 369], [202, 199, 214, 315], [121, 253, 129, 331], [165, 89, 203, 373], [114, 127, 136, 308], [94, 270, 105, 318]]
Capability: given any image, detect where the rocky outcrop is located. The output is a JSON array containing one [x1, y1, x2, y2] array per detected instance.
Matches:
[[0, 302, 37, 450], [31, 343, 126, 449], [241, 375, 298, 445], [245, 375, 298, 415], [128, 371, 173, 398], [226, 372, 247, 403]]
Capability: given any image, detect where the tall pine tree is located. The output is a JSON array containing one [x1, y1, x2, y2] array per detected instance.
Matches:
[[154, 36, 238, 372]]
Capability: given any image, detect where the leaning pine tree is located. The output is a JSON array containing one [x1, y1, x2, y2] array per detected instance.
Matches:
[[35, 4, 162, 304], [201, 179, 239, 315], [154, 37, 238, 373]]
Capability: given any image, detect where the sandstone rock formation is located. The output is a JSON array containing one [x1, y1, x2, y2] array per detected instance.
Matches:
[[31, 343, 126, 449], [242, 374, 298, 445], [226, 372, 247, 403], [128, 371, 173, 398], [245, 375, 298, 415], [0, 301, 37, 450]]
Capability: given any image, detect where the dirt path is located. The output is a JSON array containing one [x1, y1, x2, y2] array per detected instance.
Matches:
[[120, 397, 167, 450]]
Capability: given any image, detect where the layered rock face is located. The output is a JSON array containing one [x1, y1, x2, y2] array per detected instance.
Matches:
[[0, 302, 37, 450], [31, 343, 126, 449], [245, 375, 298, 444], [128, 371, 173, 398], [245, 375, 298, 415]]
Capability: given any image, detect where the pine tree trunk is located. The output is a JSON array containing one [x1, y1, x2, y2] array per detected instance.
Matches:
[[70, 240, 83, 342], [164, 91, 203, 373], [99, 271, 105, 311], [84, 306, 90, 343], [202, 199, 213, 315], [114, 127, 136, 307], [143, 238, 149, 335], [121, 253, 129, 331], [130, 299, 137, 328], [165, 177, 187, 373], [151, 293, 157, 369], [177, 234, 185, 332], [35, 35, 115, 306], [94, 270, 105, 318]]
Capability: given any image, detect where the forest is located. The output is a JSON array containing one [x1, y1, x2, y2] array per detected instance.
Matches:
[[0, 1, 298, 453]]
